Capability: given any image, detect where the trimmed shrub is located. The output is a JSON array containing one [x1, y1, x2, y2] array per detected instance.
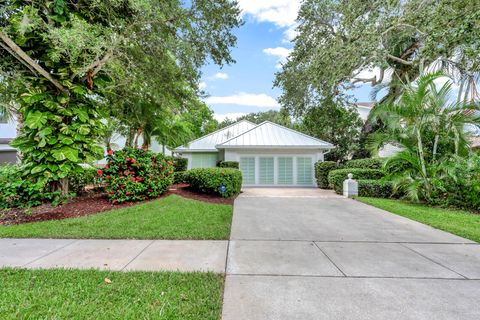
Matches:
[[217, 161, 240, 169], [314, 161, 339, 189], [328, 168, 385, 194], [344, 158, 384, 170], [184, 168, 242, 198], [358, 180, 393, 198], [100, 148, 174, 204]]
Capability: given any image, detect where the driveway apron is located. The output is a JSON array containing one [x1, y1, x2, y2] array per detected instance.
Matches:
[[222, 188, 480, 320]]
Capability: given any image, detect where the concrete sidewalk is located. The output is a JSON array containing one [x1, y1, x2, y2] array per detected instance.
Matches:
[[0, 239, 227, 272], [222, 191, 480, 320]]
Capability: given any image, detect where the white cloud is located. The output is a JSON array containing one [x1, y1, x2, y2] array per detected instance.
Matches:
[[199, 81, 207, 90], [263, 47, 292, 68], [214, 112, 248, 122], [205, 92, 280, 108], [213, 72, 229, 80], [238, 0, 301, 28]]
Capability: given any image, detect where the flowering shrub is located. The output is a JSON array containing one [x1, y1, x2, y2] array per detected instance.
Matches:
[[99, 148, 174, 203]]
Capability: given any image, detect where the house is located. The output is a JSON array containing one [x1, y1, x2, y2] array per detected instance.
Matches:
[[174, 120, 334, 187], [0, 115, 17, 164]]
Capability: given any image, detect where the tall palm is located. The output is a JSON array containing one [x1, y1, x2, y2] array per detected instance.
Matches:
[[368, 72, 480, 201]]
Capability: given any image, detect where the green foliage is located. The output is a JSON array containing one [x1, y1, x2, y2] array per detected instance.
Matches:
[[299, 99, 363, 161], [217, 110, 292, 128], [68, 168, 103, 195], [370, 72, 480, 203], [101, 148, 174, 204], [217, 161, 240, 169], [344, 158, 384, 170], [275, 0, 480, 117], [428, 155, 480, 211], [172, 157, 188, 172], [314, 161, 339, 189], [358, 180, 393, 198], [328, 168, 384, 194], [0, 165, 57, 208], [184, 168, 242, 198], [173, 171, 187, 184], [1, 0, 242, 193]]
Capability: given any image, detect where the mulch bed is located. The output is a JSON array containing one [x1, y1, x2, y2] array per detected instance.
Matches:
[[0, 184, 234, 226]]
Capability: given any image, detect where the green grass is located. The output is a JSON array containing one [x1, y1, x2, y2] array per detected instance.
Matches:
[[0, 195, 232, 239], [357, 197, 480, 243], [0, 268, 223, 320]]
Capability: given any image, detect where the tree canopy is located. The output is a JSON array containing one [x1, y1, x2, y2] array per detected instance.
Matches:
[[0, 0, 242, 192], [275, 0, 480, 117]]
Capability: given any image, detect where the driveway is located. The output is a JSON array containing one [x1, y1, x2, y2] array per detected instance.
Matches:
[[222, 188, 480, 320]]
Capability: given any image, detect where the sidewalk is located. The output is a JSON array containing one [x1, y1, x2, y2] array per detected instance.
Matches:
[[0, 239, 227, 272]]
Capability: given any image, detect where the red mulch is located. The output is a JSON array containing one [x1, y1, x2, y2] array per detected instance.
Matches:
[[0, 184, 234, 226]]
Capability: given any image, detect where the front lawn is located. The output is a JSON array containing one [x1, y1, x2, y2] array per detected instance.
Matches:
[[357, 197, 480, 243], [0, 268, 223, 320], [0, 195, 232, 239]]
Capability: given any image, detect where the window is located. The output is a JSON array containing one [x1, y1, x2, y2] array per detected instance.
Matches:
[[240, 157, 255, 184], [259, 157, 274, 185], [278, 157, 293, 185], [297, 157, 313, 185]]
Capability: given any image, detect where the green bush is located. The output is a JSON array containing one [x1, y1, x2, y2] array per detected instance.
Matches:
[[184, 168, 242, 198], [314, 161, 339, 189], [173, 171, 187, 184], [217, 161, 240, 169], [173, 157, 188, 172], [358, 180, 393, 198], [328, 168, 385, 194], [100, 148, 174, 204], [68, 167, 103, 194], [0, 165, 56, 208], [344, 158, 384, 169]]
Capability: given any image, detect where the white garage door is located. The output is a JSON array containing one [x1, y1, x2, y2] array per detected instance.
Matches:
[[240, 155, 315, 186]]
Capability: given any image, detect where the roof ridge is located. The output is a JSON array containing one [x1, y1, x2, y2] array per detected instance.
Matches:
[[216, 121, 334, 147], [174, 120, 256, 150]]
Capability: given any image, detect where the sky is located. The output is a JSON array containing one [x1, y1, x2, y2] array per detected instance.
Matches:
[[200, 0, 372, 122]]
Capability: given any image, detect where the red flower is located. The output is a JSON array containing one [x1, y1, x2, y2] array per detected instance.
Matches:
[[126, 192, 131, 195], [106, 175, 111, 180], [113, 199, 117, 204], [131, 177, 136, 182], [107, 150, 113, 156], [131, 159, 136, 164], [97, 169, 103, 176], [104, 164, 109, 169], [108, 191, 114, 195], [136, 177, 142, 182]]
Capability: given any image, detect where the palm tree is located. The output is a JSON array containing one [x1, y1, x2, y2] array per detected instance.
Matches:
[[368, 72, 480, 201]]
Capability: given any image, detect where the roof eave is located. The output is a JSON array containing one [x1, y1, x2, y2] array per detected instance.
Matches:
[[215, 145, 335, 150]]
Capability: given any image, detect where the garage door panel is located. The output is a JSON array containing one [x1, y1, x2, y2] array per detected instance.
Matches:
[[259, 157, 274, 185], [240, 157, 255, 185], [297, 157, 313, 185], [278, 157, 293, 185]]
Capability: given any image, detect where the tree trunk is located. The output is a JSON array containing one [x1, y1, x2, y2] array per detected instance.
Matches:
[[14, 110, 23, 163], [125, 127, 135, 147], [133, 128, 142, 148]]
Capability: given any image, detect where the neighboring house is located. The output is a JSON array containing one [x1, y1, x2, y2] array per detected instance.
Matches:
[[0, 115, 17, 164], [174, 120, 334, 187]]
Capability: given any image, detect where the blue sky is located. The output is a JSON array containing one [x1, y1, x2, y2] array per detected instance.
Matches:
[[200, 0, 372, 122]]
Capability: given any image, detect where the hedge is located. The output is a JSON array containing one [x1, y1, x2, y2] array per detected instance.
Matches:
[[173, 157, 188, 172], [343, 158, 384, 170], [314, 161, 338, 189], [217, 161, 240, 169], [358, 180, 393, 198], [173, 171, 187, 184], [184, 168, 242, 198], [328, 168, 385, 194]]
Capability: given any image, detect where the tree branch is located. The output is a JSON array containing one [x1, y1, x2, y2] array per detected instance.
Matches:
[[0, 31, 68, 93], [387, 54, 414, 65]]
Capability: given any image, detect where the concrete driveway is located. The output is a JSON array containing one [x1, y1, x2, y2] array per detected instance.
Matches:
[[222, 189, 480, 320]]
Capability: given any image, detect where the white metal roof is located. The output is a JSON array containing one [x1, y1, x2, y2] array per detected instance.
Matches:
[[216, 121, 334, 149], [175, 120, 257, 152]]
